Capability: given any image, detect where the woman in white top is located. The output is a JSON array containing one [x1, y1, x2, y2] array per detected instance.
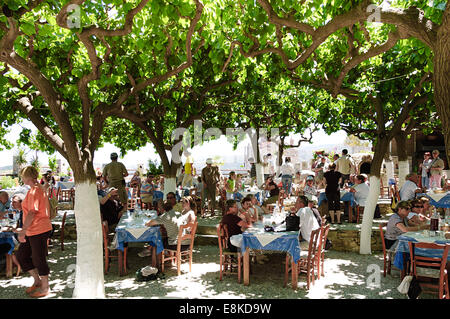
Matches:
[[180, 196, 197, 224], [349, 174, 370, 207], [280, 157, 295, 197]]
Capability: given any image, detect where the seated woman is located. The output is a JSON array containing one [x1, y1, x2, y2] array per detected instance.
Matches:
[[238, 197, 257, 226], [180, 196, 197, 224], [263, 176, 279, 206], [302, 175, 318, 198], [406, 199, 429, 226], [384, 201, 429, 251], [246, 194, 266, 219]]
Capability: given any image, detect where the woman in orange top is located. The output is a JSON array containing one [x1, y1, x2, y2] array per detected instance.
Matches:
[[15, 166, 53, 298]]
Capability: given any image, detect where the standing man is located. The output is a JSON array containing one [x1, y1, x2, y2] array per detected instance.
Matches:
[[429, 149, 445, 188], [201, 158, 221, 216], [324, 163, 343, 224], [102, 152, 128, 211], [336, 149, 353, 187], [182, 150, 194, 188]]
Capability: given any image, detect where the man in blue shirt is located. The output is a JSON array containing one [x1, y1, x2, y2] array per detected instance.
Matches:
[[0, 191, 11, 215]]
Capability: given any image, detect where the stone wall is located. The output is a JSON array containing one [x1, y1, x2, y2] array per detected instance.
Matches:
[[327, 227, 383, 253]]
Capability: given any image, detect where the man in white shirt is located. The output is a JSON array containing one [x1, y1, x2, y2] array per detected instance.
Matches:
[[350, 174, 370, 207], [399, 173, 422, 201], [292, 195, 320, 251]]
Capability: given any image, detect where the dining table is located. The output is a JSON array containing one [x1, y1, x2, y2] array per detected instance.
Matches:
[[112, 209, 164, 275], [238, 217, 301, 289], [417, 191, 450, 208], [393, 230, 450, 278]]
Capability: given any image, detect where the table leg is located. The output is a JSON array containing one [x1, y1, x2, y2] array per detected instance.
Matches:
[[291, 260, 298, 290], [151, 246, 158, 267], [243, 248, 250, 286]]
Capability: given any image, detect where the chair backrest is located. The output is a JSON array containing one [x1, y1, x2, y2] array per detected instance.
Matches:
[[217, 223, 228, 253], [305, 228, 321, 264], [317, 224, 330, 254], [408, 242, 450, 278], [59, 189, 72, 202], [379, 222, 388, 256], [177, 221, 198, 251]]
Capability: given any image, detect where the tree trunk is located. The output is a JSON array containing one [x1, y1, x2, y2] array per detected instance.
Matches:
[[70, 161, 105, 298], [359, 136, 389, 254], [162, 161, 180, 199], [395, 132, 409, 189], [433, 6, 450, 167]]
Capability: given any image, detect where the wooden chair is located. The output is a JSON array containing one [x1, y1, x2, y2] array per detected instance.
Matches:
[[217, 223, 242, 283], [408, 242, 450, 299], [284, 228, 321, 289], [101, 220, 125, 275], [356, 205, 364, 223], [379, 222, 392, 277], [161, 221, 198, 276], [316, 224, 330, 279]]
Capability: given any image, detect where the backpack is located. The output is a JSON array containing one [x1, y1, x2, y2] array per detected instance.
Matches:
[[285, 213, 300, 231]]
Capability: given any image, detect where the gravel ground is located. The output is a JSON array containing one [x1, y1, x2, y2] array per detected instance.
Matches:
[[0, 240, 436, 299]]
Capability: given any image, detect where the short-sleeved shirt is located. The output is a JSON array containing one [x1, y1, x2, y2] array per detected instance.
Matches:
[[153, 209, 189, 245], [140, 182, 155, 202], [337, 155, 352, 175], [399, 180, 419, 201], [430, 157, 444, 176], [184, 156, 194, 175], [280, 163, 295, 176], [385, 213, 407, 241], [103, 161, 127, 184], [221, 213, 244, 238], [226, 179, 236, 194], [201, 165, 220, 185], [324, 170, 342, 193], [297, 207, 320, 242], [22, 185, 53, 237], [353, 182, 370, 207], [0, 199, 11, 212]]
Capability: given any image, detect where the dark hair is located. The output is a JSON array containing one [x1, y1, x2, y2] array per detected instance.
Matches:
[[163, 201, 173, 212], [166, 192, 176, 199], [225, 199, 236, 213], [182, 196, 196, 210], [328, 163, 336, 170], [356, 174, 366, 183], [342, 149, 348, 155], [241, 197, 251, 205], [285, 157, 291, 163], [298, 195, 308, 206]]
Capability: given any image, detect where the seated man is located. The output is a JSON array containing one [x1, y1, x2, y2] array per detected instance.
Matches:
[[0, 191, 11, 216], [238, 197, 257, 226], [145, 201, 190, 249], [399, 173, 422, 201], [166, 191, 183, 212], [10, 193, 25, 229], [221, 199, 249, 252], [349, 174, 370, 207], [99, 187, 124, 231], [292, 195, 320, 251]]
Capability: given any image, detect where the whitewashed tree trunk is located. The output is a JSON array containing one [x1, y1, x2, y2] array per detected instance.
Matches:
[[255, 163, 264, 187], [359, 176, 381, 255], [163, 177, 177, 199], [385, 158, 395, 184], [398, 160, 409, 189], [72, 182, 105, 298]]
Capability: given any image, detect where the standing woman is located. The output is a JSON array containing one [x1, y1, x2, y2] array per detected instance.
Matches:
[[16, 166, 53, 298], [323, 163, 343, 224]]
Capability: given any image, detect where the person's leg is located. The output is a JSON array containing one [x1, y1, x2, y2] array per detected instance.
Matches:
[[29, 231, 51, 294], [287, 176, 292, 196]]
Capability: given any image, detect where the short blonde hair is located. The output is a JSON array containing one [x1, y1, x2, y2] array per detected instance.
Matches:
[[20, 166, 39, 180]]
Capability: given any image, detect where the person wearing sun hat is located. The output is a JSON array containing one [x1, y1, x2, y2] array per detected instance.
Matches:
[[303, 175, 318, 198], [102, 152, 128, 210], [201, 158, 221, 216]]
